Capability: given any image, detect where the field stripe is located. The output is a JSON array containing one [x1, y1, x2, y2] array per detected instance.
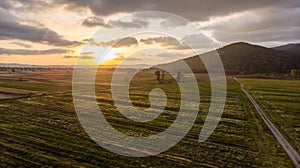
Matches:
[[235, 78, 300, 168]]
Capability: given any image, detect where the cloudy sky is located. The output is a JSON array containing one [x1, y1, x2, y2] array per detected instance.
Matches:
[[0, 0, 299, 65]]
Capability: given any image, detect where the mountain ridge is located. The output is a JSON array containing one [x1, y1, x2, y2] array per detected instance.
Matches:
[[157, 42, 300, 75]]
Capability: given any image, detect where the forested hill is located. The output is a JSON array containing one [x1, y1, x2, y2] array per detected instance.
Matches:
[[157, 42, 300, 75], [273, 43, 300, 56]]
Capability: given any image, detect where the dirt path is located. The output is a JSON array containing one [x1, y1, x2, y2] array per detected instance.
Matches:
[[234, 78, 300, 168]]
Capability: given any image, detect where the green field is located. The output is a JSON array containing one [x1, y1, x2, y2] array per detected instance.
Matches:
[[238, 78, 300, 155], [0, 71, 298, 167]]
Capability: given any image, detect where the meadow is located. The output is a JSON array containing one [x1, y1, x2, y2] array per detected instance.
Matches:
[[0, 70, 297, 167], [238, 78, 300, 155]]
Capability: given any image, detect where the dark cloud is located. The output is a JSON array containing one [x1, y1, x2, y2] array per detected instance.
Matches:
[[140, 36, 180, 45], [0, 48, 69, 55], [107, 37, 139, 48], [80, 52, 95, 55], [132, 12, 189, 27], [205, 8, 300, 32], [0, 1, 13, 9], [160, 18, 189, 27], [1, 0, 56, 12], [209, 7, 300, 43], [0, 20, 82, 47], [56, 0, 297, 21], [86, 37, 138, 48], [21, 0, 54, 11], [108, 18, 148, 29], [83, 38, 99, 46], [81, 16, 106, 27], [213, 27, 300, 43], [140, 34, 219, 50], [81, 16, 148, 29], [2, 0, 300, 50], [0, 10, 82, 47], [140, 36, 189, 50]]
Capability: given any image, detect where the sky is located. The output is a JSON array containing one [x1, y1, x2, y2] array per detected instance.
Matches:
[[0, 0, 299, 65]]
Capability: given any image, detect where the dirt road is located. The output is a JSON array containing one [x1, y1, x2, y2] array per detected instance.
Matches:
[[234, 78, 300, 168]]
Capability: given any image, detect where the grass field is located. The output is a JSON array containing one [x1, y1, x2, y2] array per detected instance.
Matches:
[[238, 78, 300, 155], [0, 71, 297, 167]]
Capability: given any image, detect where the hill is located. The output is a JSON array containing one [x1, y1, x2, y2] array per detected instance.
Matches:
[[157, 42, 300, 75], [273, 43, 300, 55]]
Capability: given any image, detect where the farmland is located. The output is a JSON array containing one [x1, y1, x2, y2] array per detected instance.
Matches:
[[238, 78, 300, 155], [0, 70, 297, 167]]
